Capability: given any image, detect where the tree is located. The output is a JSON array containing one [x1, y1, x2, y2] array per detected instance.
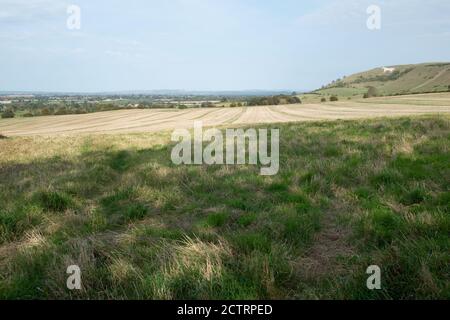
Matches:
[[41, 108, 53, 116], [1, 110, 15, 119], [201, 102, 214, 108], [366, 86, 379, 98], [288, 96, 301, 104]]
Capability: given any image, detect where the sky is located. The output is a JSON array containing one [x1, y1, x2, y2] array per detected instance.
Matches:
[[1, 0, 450, 92]]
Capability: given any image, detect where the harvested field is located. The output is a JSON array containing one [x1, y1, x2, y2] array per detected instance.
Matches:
[[1, 93, 450, 136]]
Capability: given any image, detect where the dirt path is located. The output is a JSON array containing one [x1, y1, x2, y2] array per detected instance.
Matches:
[[294, 209, 354, 280]]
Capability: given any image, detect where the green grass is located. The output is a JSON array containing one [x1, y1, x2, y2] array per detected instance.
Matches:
[[33, 191, 74, 212], [0, 115, 449, 299]]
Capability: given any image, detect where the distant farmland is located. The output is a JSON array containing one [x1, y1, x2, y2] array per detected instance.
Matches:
[[1, 93, 450, 136]]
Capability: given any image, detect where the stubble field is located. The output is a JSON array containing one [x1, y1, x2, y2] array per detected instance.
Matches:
[[1, 93, 450, 136]]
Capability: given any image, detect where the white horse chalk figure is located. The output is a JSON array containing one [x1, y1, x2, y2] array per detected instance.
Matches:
[[382, 67, 396, 73]]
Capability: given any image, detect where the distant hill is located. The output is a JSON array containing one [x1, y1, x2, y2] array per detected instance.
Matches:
[[0, 89, 297, 98], [316, 62, 450, 97]]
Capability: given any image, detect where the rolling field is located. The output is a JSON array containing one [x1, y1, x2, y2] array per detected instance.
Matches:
[[0, 94, 449, 300], [1, 93, 450, 136]]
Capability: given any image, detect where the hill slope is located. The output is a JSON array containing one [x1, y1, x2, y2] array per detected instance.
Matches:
[[318, 62, 450, 97]]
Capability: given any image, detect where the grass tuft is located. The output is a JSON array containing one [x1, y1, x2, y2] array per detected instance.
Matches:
[[32, 191, 73, 212], [206, 213, 229, 228]]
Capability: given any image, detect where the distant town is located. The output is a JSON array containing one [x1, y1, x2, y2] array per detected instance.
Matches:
[[0, 91, 302, 118]]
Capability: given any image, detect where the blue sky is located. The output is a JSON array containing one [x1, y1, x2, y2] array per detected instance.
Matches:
[[1, 0, 450, 92]]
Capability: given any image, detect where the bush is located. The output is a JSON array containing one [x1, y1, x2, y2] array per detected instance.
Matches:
[[1, 110, 15, 119], [287, 96, 302, 104], [23, 112, 34, 117], [0, 134, 7, 139], [247, 95, 302, 106], [54, 108, 68, 115], [40, 108, 53, 116], [321, 98, 327, 102], [366, 86, 379, 98], [201, 102, 214, 108], [330, 96, 339, 102]]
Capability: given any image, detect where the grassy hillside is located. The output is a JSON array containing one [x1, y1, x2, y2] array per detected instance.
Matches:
[[0, 116, 449, 299], [314, 63, 450, 98]]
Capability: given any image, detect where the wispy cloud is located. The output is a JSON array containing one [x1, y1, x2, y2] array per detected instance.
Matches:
[[295, 0, 450, 30], [0, 0, 69, 23], [295, 0, 370, 28]]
